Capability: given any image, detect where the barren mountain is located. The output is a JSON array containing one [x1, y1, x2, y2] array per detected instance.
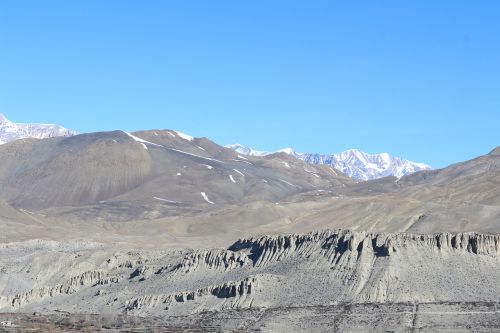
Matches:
[[0, 130, 352, 246], [0, 130, 498, 246]]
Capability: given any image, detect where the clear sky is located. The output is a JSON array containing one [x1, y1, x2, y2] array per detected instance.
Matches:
[[1, 1, 499, 168]]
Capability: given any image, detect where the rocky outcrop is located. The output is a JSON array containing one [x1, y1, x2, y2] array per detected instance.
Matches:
[[1, 230, 499, 314], [229, 230, 500, 267], [124, 277, 258, 312], [172, 249, 250, 273], [228, 231, 331, 266], [226, 230, 500, 303], [0, 271, 118, 309]]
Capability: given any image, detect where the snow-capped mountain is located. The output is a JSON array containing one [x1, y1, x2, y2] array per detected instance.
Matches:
[[225, 144, 297, 157], [226, 144, 431, 180], [299, 149, 431, 180], [0, 114, 76, 144], [224, 144, 271, 157]]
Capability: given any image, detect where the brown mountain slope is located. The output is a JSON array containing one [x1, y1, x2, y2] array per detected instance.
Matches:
[[0, 131, 498, 247], [0, 129, 349, 218]]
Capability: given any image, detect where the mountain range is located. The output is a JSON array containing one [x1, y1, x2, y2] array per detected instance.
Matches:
[[0, 114, 430, 180], [0, 114, 76, 144], [0, 125, 498, 246], [0, 117, 499, 329], [226, 143, 431, 180]]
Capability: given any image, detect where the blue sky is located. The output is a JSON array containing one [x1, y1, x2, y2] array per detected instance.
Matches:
[[1, 1, 499, 168]]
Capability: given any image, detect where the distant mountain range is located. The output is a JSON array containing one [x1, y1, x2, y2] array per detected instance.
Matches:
[[0, 113, 431, 181], [0, 114, 76, 144], [226, 144, 431, 180]]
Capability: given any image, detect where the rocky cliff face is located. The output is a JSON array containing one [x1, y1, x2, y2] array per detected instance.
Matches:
[[125, 277, 258, 312], [0, 271, 119, 309], [0, 230, 499, 316], [229, 230, 499, 266]]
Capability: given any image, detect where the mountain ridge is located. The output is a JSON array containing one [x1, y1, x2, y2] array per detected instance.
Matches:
[[226, 144, 431, 180], [0, 128, 498, 247], [0, 113, 431, 181]]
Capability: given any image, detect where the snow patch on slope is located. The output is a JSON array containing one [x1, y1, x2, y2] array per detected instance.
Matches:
[[153, 197, 178, 204], [167, 148, 223, 163], [280, 161, 291, 169], [278, 179, 299, 188], [125, 132, 163, 148], [174, 131, 194, 142], [233, 169, 244, 177], [200, 192, 214, 205]]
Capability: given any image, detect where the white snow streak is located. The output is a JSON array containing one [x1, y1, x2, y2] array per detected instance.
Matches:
[[140, 143, 148, 150], [231, 159, 253, 165], [126, 133, 224, 166], [237, 154, 248, 160], [167, 148, 224, 163], [201, 192, 214, 204], [233, 169, 244, 176], [229, 175, 236, 183], [153, 197, 178, 204], [204, 164, 214, 169], [279, 179, 299, 188], [125, 132, 163, 147], [280, 161, 291, 168], [303, 167, 320, 178]]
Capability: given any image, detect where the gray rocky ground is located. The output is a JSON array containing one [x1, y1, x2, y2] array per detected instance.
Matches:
[[0, 230, 499, 331], [2, 302, 500, 332]]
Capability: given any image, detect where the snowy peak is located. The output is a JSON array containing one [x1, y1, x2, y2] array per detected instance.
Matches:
[[0, 114, 10, 124], [0, 114, 76, 144], [276, 147, 297, 156], [225, 144, 431, 180], [225, 143, 271, 157], [225, 144, 299, 157], [300, 149, 431, 180]]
